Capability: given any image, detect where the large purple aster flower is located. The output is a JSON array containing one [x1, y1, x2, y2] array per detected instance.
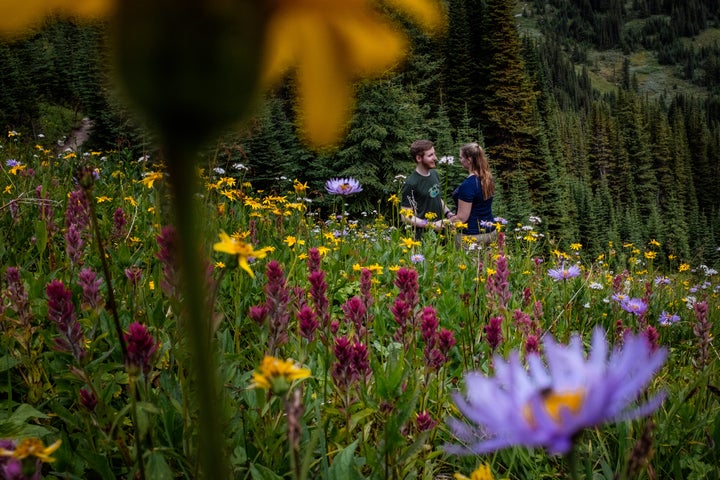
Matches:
[[446, 328, 666, 456], [548, 264, 582, 281], [325, 177, 362, 195]]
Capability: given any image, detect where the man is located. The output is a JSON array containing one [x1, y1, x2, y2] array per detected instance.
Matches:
[[400, 139, 452, 239]]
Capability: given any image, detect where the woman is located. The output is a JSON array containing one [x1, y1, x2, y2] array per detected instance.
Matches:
[[447, 142, 497, 247]]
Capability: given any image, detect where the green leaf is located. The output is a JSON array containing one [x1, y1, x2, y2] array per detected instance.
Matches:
[[35, 219, 48, 257], [328, 439, 363, 480], [0, 355, 20, 373], [8, 403, 49, 423], [145, 451, 174, 480], [0, 404, 52, 438], [77, 450, 116, 480], [249, 462, 284, 480]]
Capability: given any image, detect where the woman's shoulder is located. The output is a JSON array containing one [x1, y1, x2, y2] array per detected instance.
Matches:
[[461, 174, 480, 188]]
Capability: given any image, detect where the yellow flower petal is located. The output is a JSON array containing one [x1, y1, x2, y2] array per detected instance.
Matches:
[[384, 0, 446, 33], [262, 0, 445, 147], [0, 0, 113, 36]]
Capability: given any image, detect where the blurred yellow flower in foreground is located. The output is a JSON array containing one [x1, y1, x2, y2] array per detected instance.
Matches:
[[0, 0, 112, 34], [262, 0, 446, 146], [251, 356, 310, 395], [2, 0, 445, 148]]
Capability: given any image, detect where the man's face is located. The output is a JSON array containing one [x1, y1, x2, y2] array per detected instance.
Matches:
[[417, 147, 437, 169]]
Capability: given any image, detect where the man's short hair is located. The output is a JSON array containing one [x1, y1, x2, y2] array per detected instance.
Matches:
[[410, 139, 434, 162]]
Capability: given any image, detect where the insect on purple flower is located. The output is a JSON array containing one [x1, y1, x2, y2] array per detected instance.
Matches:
[[446, 328, 666, 456]]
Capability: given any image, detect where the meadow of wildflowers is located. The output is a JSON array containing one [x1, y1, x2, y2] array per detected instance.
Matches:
[[1, 133, 719, 479]]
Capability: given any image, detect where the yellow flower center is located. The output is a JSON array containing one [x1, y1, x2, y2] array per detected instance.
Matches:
[[524, 389, 585, 425]]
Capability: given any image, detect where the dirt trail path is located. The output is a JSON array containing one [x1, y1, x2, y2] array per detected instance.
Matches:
[[57, 117, 93, 152]]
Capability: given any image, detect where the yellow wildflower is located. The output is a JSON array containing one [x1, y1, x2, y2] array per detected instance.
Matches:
[[148, 280, 155, 290], [424, 211, 437, 221], [124, 196, 137, 207], [293, 179, 308, 195], [8, 164, 26, 175], [388, 194, 400, 206], [644, 251, 656, 260], [213, 231, 267, 278], [679, 263, 690, 272], [284, 236, 305, 247], [0, 438, 61, 463], [570, 243, 582, 250], [214, 261, 225, 269], [365, 263, 384, 275], [140, 171, 164, 189], [96, 196, 112, 203], [317, 246, 331, 256], [251, 356, 310, 395], [63, 151, 77, 159], [3, 185, 12, 194], [399, 207, 414, 218], [257, 246, 276, 256], [399, 237, 421, 249]]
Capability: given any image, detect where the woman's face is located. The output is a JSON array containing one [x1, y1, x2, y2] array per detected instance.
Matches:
[[459, 152, 470, 170]]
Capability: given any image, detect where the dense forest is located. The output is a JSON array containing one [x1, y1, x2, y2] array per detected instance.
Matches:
[[2, 0, 719, 266]]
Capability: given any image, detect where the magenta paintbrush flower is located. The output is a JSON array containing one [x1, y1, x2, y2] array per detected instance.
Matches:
[[325, 177, 363, 195], [446, 328, 666, 456]]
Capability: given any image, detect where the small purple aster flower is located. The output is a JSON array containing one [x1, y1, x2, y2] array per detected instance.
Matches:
[[621, 298, 648, 316], [410, 253, 425, 264], [446, 328, 666, 456], [658, 311, 680, 326], [325, 177, 362, 195], [5, 159, 20, 167], [548, 264, 581, 281]]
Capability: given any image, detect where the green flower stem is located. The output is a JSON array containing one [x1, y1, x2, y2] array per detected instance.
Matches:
[[567, 446, 580, 480], [165, 146, 229, 479], [83, 178, 127, 362], [129, 376, 147, 480]]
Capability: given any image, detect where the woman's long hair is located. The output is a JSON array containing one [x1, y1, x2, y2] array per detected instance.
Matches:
[[460, 142, 494, 200]]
